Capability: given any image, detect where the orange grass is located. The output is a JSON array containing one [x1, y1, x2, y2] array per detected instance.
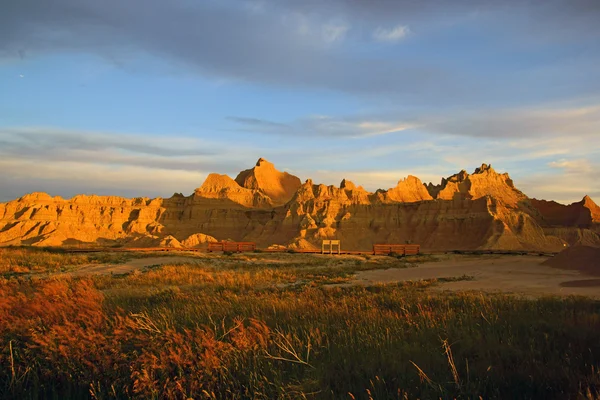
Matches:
[[1, 254, 600, 399]]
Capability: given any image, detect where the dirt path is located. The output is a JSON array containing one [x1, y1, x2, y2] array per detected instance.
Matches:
[[348, 255, 600, 298], [69, 256, 202, 276]]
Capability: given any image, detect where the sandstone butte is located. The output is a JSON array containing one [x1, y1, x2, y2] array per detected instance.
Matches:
[[0, 159, 599, 252]]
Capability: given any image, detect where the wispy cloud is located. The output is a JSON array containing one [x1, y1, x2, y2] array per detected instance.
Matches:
[[421, 103, 600, 138], [0, 158, 207, 201], [548, 158, 594, 174], [1, 127, 214, 157], [1, 123, 598, 204], [0, 126, 260, 201], [228, 100, 600, 141], [225, 117, 292, 130], [373, 24, 410, 42], [227, 114, 415, 137]]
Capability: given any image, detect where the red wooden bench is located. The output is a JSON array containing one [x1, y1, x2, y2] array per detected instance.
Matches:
[[208, 241, 256, 253], [372, 244, 420, 256]]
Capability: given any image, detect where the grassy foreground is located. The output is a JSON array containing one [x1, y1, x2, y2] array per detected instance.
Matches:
[[0, 249, 599, 399]]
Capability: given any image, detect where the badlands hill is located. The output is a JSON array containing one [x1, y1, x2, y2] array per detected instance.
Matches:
[[1, 159, 599, 251]]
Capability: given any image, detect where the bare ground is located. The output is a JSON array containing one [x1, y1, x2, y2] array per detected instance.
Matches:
[[64, 252, 600, 298], [349, 254, 600, 298]]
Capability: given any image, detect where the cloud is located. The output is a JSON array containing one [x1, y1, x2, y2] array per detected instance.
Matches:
[[373, 25, 410, 42], [548, 159, 594, 174], [0, 158, 207, 202], [1, 127, 215, 157], [2, 0, 598, 106], [1, 123, 599, 204], [227, 114, 415, 137], [517, 163, 600, 204], [0, 0, 430, 97], [417, 102, 600, 139], [0, 126, 265, 201], [227, 100, 600, 141], [225, 117, 292, 131]]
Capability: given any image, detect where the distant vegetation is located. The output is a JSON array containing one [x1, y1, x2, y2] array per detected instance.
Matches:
[[0, 248, 599, 399], [0, 247, 145, 276]]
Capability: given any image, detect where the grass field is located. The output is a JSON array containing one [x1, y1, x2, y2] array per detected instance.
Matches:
[[1, 248, 599, 399]]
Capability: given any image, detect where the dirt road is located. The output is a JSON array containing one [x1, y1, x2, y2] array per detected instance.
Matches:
[[69, 256, 202, 276]]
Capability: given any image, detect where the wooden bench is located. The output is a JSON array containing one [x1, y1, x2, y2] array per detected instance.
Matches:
[[208, 241, 256, 253], [372, 244, 420, 256]]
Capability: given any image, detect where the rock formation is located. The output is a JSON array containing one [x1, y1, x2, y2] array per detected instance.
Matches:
[[377, 175, 433, 203], [0, 159, 598, 251], [426, 164, 526, 206], [527, 195, 600, 247], [194, 173, 273, 208], [234, 158, 301, 205]]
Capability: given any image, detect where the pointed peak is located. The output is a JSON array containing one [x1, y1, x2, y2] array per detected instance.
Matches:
[[255, 157, 273, 167], [474, 163, 495, 174], [582, 195, 600, 222], [340, 179, 356, 190], [582, 195, 599, 207]]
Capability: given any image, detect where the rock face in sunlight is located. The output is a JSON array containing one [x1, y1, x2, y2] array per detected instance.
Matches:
[[235, 158, 302, 206], [194, 173, 273, 208], [426, 163, 526, 206], [377, 175, 433, 203], [0, 159, 598, 251]]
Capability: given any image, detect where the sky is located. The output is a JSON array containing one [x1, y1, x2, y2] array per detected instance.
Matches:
[[1, 0, 599, 204]]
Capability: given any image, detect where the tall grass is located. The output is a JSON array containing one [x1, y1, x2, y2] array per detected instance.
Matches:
[[0, 247, 150, 275], [0, 253, 599, 399], [0, 248, 91, 274]]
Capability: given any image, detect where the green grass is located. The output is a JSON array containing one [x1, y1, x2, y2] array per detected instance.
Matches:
[[0, 249, 599, 399]]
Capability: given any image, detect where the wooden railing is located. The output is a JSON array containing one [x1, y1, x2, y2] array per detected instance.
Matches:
[[372, 244, 420, 256], [208, 241, 256, 253]]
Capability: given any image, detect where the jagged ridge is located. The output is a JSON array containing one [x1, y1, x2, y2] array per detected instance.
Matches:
[[1, 159, 598, 251]]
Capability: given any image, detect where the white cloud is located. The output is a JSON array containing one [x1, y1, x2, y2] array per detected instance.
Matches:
[[0, 157, 208, 201], [548, 159, 594, 174], [228, 114, 414, 137], [305, 115, 413, 137], [373, 24, 410, 42], [423, 103, 600, 138], [291, 14, 349, 45], [0, 126, 267, 200], [518, 170, 600, 204], [2, 110, 599, 205]]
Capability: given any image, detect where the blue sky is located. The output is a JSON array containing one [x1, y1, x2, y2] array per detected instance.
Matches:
[[1, 0, 599, 204]]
